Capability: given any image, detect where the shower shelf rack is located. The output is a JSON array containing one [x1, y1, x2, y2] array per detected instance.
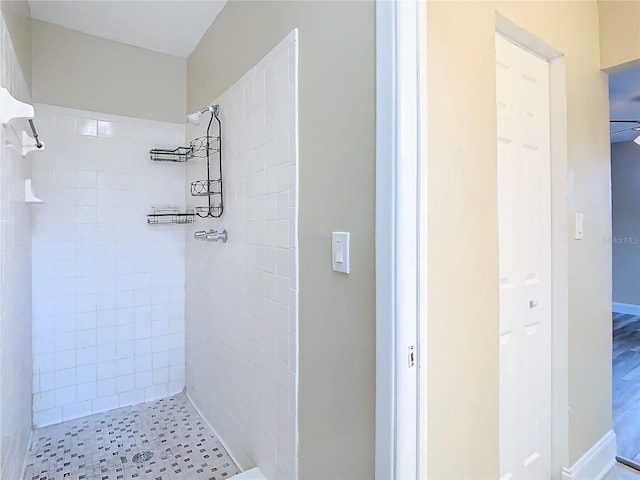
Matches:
[[191, 179, 222, 196], [149, 136, 218, 163], [190, 107, 223, 219], [147, 105, 223, 221], [147, 208, 195, 224], [149, 146, 192, 162]]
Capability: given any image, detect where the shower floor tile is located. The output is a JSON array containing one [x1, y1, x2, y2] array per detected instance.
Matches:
[[23, 393, 240, 480]]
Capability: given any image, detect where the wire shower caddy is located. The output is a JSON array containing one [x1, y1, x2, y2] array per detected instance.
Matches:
[[146, 105, 223, 223], [191, 106, 223, 218]]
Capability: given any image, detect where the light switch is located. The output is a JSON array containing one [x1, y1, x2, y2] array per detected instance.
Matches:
[[332, 232, 350, 274], [575, 212, 584, 240]]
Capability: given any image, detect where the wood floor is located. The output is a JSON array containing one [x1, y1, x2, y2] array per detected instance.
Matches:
[[614, 313, 640, 461]]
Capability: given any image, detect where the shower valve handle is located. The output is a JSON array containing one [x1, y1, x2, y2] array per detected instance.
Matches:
[[206, 230, 228, 243], [194, 229, 227, 243]]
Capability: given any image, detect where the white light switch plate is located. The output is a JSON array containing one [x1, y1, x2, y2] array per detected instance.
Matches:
[[332, 232, 350, 274]]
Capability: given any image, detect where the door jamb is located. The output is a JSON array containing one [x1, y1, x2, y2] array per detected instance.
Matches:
[[375, 0, 428, 478]]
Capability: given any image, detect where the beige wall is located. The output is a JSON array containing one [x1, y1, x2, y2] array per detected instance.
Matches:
[[599, 1, 640, 72], [1, 0, 31, 93], [427, 1, 610, 477], [31, 20, 186, 123], [187, 1, 375, 478], [611, 142, 640, 305]]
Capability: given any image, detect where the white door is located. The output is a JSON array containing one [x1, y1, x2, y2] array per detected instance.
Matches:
[[496, 33, 552, 480]]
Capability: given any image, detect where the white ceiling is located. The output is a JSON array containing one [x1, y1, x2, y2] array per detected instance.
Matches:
[[28, 0, 227, 58], [610, 66, 640, 143]]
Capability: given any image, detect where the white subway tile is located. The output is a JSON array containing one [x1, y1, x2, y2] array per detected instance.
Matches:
[[78, 119, 98, 137], [77, 171, 97, 189], [116, 307, 135, 325], [34, 407, 62, 427], [76, 364, 96, 384], [92, 394, 118, 413], [97, 360, 116, 380], [119, 389, 143, 407], [96, 378, 116, 398], [54, 332, 75, 352], [144, 384, 168, 401], [56, 169, 77, 188], [63, 400, 93, 421], [116, 374, 134, 393], [152, 351, 169, 369], [76, 381, 97, 402], [76, 346, 97, 366], [34, 391, 55, 411], [39, 372, 55, 392], [54, 385, 76, 407], [97, 121, 114, 138], [54, 350, 76, 370], [116, 357, 134, 375], [134, 354, 152, 373]]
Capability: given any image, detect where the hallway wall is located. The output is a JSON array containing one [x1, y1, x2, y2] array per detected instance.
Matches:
[[599, 0, 640, 72], [0, 6, 34, 479], [427, 1, 610, 476], [611, 141, 640, 306], [31, 104, 187, 426]]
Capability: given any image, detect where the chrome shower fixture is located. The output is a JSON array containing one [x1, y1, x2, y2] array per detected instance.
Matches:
[[194, 229, 228, 243], [187, 104, 219, 125]]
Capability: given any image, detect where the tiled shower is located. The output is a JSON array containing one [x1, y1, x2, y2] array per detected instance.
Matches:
[[31, 107, 188, 426], [185, 33, 298, 479], [0, 3, 298, 477]]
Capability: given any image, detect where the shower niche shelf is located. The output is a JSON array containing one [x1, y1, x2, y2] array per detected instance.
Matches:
[[147, 207, 195, 225]]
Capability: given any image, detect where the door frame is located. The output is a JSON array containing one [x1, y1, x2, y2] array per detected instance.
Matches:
[[495, 14, 570, 478], [375, 7, 570, 479], [375, 0, 428, 478]]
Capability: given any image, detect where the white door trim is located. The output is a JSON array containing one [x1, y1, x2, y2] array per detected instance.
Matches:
[[375, 0, 427, 478], [495, 14, 570, 479]]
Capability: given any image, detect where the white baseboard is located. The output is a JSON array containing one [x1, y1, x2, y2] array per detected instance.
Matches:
[[561, 430, 617, 480], [612, 302, 640, 315]]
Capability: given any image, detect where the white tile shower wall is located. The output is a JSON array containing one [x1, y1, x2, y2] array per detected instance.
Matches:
[[0, 9, 34, 480], [185, 30, 298, 480], [31, 104, 187, 427]]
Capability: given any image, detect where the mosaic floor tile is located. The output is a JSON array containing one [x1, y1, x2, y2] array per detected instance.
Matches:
[[24, 393, 240, 480]]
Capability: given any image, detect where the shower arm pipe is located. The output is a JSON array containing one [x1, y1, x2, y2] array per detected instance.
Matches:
[[199, 105, 219, 116], [28, 119, 43, 149]]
